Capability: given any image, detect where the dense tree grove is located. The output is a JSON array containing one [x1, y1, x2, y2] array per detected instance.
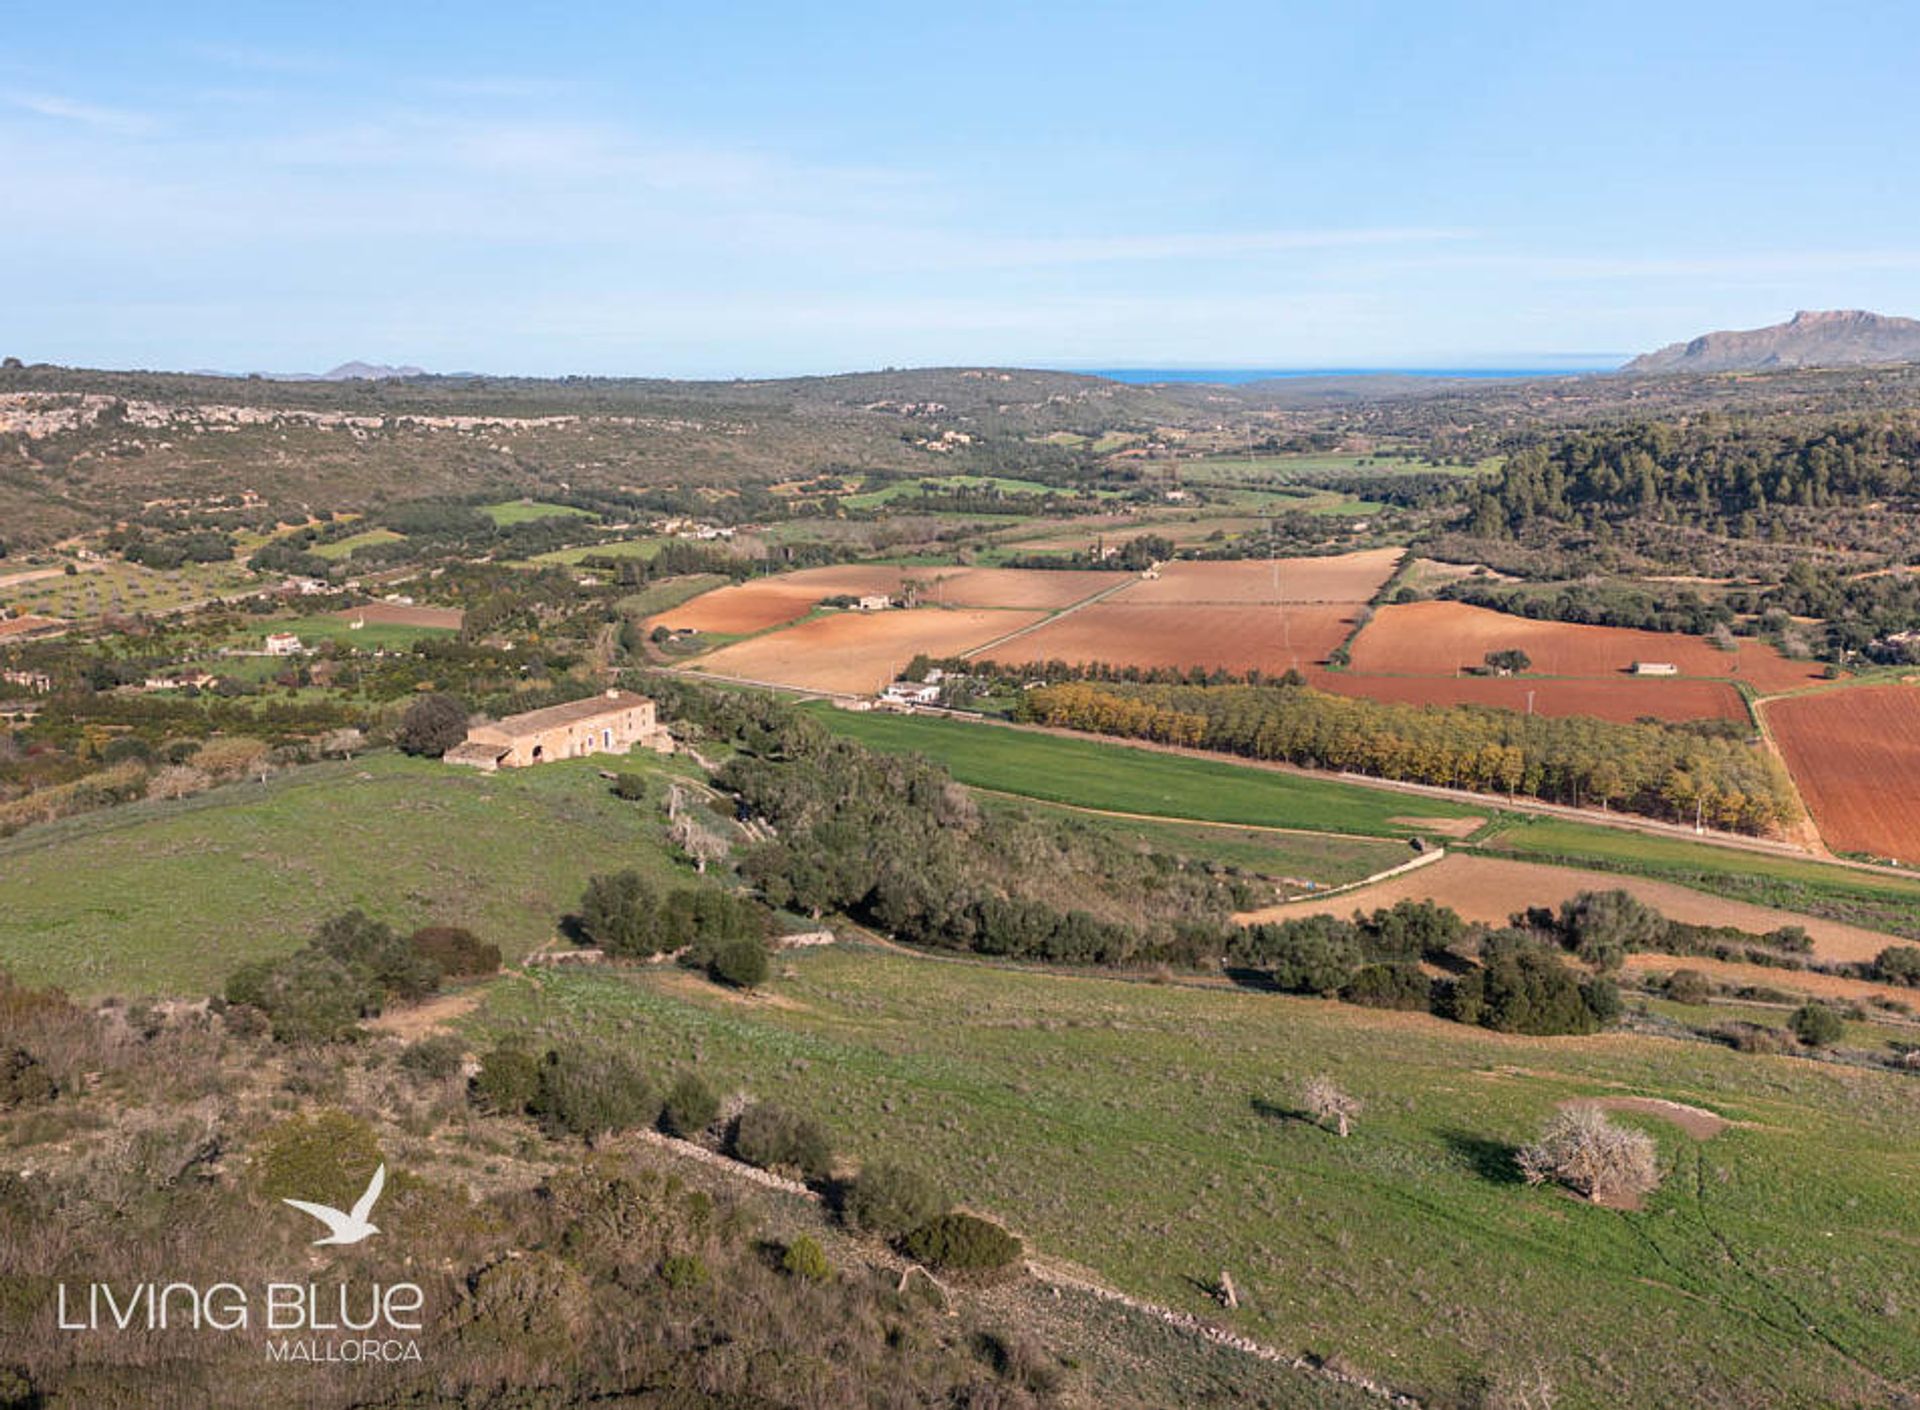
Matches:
[[1016, 680, 1798, 833], [1471, 417, 1920, 536], [224, 910, 444, 1042]]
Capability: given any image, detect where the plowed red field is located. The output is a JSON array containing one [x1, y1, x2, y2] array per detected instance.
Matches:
[[690, 608, 1046, 694], [1349, 601, 1821, 691], [1768, 685, 1920, 862], [1117, 548, 1402, 604], [980, 602, 1359, 675], [648, 565, 1114, 634]]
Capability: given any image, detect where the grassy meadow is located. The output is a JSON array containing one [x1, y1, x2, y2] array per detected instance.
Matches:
[[0, 752, 695, 996], [479, 498, 597, 526], [808, 707, 1484, 838], [470, 945, 1920, 1409]]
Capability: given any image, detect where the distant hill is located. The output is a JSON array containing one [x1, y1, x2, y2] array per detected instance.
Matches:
[[1624, 310, 1920, 374], [314, 360, 427, 381]]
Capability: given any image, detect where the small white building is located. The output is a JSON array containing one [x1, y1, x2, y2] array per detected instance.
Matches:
[[881, 680, 941, 706], [856, 594, 893, 612], [1631, 661, 1678, 677], [264, 633, 304, 657]]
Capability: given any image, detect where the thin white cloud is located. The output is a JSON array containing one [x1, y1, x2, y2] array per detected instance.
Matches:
[[4, 91, 154, 135], [179, 41, 335, 74]]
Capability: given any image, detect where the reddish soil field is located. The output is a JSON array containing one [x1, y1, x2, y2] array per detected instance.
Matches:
[[1116, 548, 1403, 605], [649, 566, 1114, 635], [0, 614, 64, 638], [981, 603, 1361, 676], [1767, 685, 1920, 862], [646, 566, 913, 634], [688, 608, 1046, 694], [1309, 670, 1749, 724], [335, 602, 465, 629], [911, 567, 1119, 610], [1349, 601, 1822, 691], [1241, 854, 1894, 964]]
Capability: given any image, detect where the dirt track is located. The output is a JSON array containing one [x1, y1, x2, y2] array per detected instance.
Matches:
[[1238, 854, 1898, 964]]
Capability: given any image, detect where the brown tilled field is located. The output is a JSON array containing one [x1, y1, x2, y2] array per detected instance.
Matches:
[[688, 607, 1047, 694], [1310, 670, 1750, 724], [911, 567, 1120, 609], [1240, 853, 1896, 964], [648, 565, 1118, 635], [646, 565, 913, 634], [1768, 684, 1920, 862], [1348, 601, 1822, 691], [981, 602, 1359, 675], [1118, 547, 1402, 604]]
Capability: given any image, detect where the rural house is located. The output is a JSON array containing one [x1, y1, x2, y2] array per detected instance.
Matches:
[[264, 632, 304, 656], [1630, 661, 1678, 676], [444, 688, 672, 771]]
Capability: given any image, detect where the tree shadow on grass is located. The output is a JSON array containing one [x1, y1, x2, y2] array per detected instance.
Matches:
[[1223, 966, 1280, 993], [1250, 1096, 1314, 1128], [556, 913, 592, 946], [1438, 1128, 1526, 1186]]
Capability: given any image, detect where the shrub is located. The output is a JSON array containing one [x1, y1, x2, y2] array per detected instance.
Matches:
[[253, 1110, 383, 1206], [394, 692, 469, 756], [1340, 962, 1429, 1010], [474, 1044, 542, 1114], [1875, 944, 1920, 987], [532, 1047, 661, 1139], [0, 1048, 56, 1108], [843, 1161, 947, 1236], [661, 1071, 720, 1139], [409, 926, 501, 978], [658, 1253, 708, 1289], [733, 1102, 833, 1180], [1516, 1105, 1660, 1204], [398, 1035, 466, 1082], [781, 1235, 831, 1281], [1789, 1002, 1844, 1048], [1665, 968, 1712, 1005], [578, 870, 664, 957], [611, 773, 648, 801], [1232, 915, 1359, 994], [1715, 1021, 1798, 1055], [1471, 932, 1600, 1036], [1555, 890, 1670, 973], [900, 1212, 1023, 1273], [1583, 976, 1623, 1025], [708, 938, 770, 990]]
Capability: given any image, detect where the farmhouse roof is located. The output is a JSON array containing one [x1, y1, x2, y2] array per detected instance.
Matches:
[[489, 689, 652, 736]]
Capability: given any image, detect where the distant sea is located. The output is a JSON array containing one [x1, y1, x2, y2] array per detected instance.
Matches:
[[1083, 365, 1621, 385]]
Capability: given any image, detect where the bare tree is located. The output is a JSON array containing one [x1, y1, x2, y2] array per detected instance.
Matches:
[[670, 816, 731, 874], [1516, 1104, 1659, 1204], [1301, 1074, 1360, 1137]]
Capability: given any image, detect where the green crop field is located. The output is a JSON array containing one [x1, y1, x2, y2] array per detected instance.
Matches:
[[240, 612, 458, 650], [980, 795, 1413, 889], [841, 474, 1109, 509], [1483, 815, 1920, 940], [808, 707, 1484, 837], [0, 752, 696, 997], [310, 527, 405, 559], [480, 498, 597, 526], [531, 535, 669, 565], [470, 946, 1920, 1408]]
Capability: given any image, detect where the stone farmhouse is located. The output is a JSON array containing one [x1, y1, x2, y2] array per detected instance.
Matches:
[[444, 689, 672, 771]]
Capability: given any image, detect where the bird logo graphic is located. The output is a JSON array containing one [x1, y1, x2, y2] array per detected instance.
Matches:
[[282, 1164, 387, 1246]]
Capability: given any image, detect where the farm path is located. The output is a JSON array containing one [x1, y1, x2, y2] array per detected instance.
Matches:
[[958, 574, 1139, 659]]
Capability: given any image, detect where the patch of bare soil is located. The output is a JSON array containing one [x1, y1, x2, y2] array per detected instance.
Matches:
[[1388, 814, 1481, 839], [365, 986, 486, 1039], [1559, 1095, 1730, 1141]]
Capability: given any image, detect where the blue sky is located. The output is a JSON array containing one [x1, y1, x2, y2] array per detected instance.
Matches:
[[5, 1, 1920, 377]]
